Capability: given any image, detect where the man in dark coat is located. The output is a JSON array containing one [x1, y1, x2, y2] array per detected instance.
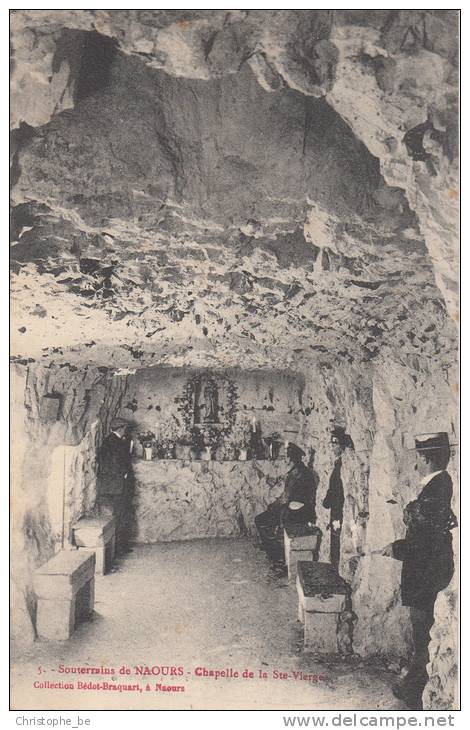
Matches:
[[381, 432, 457, 710], [255, 443, 317, 563], [98, 417, 133, 555], [323, 428, 350, 570]]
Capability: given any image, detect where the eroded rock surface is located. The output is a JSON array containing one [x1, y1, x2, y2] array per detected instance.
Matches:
[[11, 10, 457, 375], [328, 10, 459, 319], [10, 363, 128, 654], [133, 459, 285, 543]]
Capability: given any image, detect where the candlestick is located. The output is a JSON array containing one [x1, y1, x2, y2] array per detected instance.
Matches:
[[251, 416, 257, 432]]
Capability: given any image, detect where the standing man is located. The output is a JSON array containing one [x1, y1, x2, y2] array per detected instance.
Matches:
[[98, 417, 133, 556], [381, 432, 457, 710], [255, 443, 317, 564], [323, 428, 347, 570]]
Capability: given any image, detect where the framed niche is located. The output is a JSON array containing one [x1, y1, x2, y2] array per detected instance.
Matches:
[[179, 373, 238, 436]]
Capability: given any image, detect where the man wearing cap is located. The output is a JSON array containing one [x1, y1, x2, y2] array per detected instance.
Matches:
[[323, 428, 349, 570], [98, 417, 133, 555], [381, 432, 457, 710], [254, 442, 318, 563]]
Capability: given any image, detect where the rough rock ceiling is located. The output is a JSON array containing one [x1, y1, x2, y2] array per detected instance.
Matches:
[[10, 10, 458, 373]]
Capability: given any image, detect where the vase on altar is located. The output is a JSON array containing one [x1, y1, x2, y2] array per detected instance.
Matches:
[[238, 447, 248, 461]]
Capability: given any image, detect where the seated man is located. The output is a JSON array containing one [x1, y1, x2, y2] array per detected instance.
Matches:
[[255, 442, 317, 563]]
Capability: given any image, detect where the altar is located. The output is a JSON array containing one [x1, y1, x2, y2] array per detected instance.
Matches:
[[121, 367, 304, 544], [131, 459, 287, 544]]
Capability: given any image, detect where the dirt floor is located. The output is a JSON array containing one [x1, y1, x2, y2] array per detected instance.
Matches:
[[11, 538, 407, 710]]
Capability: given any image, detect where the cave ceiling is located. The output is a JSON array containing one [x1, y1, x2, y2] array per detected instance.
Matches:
[[10, 10, 458, 374]]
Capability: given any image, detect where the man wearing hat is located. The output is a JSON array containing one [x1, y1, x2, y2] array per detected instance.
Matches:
[[254, 442, 318, 564], [323, 427, 352, 570], [98, 417, 133, 555], [381, 432, 457, 710]]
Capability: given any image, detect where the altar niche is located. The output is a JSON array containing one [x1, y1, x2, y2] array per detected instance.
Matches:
[[181, 373, 238, 434], [120, 366, 305, 462]]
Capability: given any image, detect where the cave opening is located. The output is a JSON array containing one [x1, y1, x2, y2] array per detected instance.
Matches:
[[75, 31, 118, 102]]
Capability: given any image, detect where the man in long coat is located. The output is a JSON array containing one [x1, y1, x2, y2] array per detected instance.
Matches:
[[381, 432, 457, 710], [255, 443, 317, 563], [323, 427, 350, 570], [98, 417, 133, 555]]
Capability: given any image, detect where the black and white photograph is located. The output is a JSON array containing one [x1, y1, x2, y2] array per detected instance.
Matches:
[[9, 8, 460, 713]]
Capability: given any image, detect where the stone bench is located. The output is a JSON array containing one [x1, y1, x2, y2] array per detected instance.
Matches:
[[284, 523, 322, 580], [72, 516, 116, 575], [34, 550, 95, 640], [296, 561, 350, 653]]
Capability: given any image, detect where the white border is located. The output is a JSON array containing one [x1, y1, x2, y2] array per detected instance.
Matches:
[[3, 4, 465, 729]]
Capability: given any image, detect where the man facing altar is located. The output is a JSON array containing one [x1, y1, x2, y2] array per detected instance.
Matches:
[[97, 417, 134, 555]]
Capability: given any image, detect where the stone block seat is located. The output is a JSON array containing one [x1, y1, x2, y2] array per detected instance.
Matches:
[[72, 515, 116, 575], [284, 523, 322, 580], [296, 561, 350, 653], [34, 550, 95, 640]]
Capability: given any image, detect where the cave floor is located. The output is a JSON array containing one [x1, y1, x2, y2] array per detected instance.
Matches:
[[11, 538, 407, 710]]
